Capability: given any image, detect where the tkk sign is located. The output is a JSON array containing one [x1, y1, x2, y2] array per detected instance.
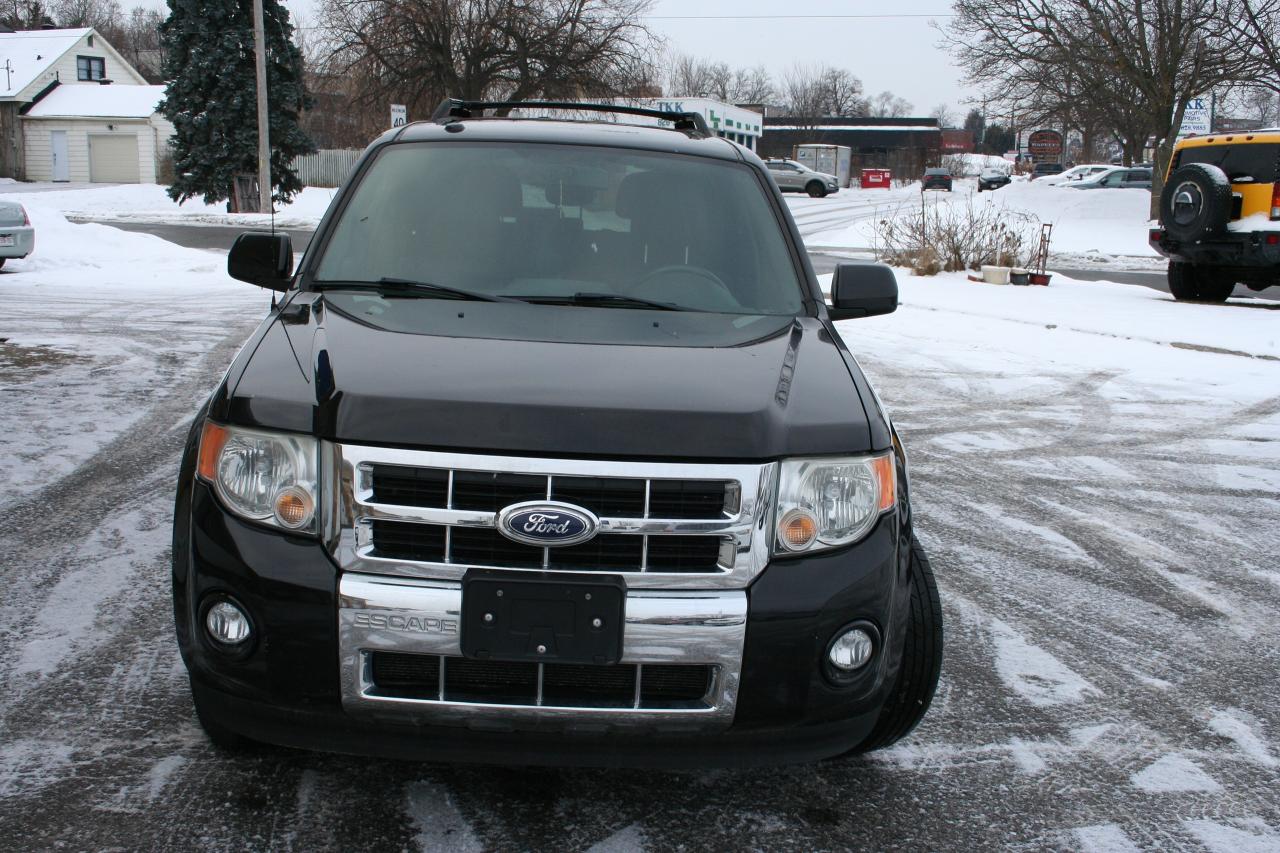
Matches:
[[1179, 97, 1212, 136]]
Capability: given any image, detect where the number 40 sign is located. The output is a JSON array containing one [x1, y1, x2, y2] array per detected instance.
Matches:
[[390, 104, 407, 128]]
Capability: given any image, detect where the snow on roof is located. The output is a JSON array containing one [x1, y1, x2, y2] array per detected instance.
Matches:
[[0, 28, 92, 98], [26, 83, 165, 119], [765, 125, 941, 133]]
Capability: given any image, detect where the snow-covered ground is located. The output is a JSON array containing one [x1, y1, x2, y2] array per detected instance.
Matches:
[[0, 181, 339, 229], [1, 205, 1278, 850], [792, 178, 1164, 270]]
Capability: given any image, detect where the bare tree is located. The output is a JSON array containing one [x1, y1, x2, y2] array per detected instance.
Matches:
[[780, 63, 825, 118], [869, 90, 912, 117], [930, 103, 955, 128], [947, 0, 1270, 216], [728, 65, 774, 103], [667, 53, 717, 97], [818, 67, 867, 116], [49, 0, 120, 28], [781, 63, 865, 117], [318, 0, 659, 124], [1231, 0, 1280, 91]]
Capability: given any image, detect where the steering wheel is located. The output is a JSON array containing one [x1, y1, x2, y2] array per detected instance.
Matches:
[[625, 264, 739, 311]]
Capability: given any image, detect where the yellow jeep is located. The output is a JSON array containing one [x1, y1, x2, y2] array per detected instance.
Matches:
[[1149, 131, 1280, 301]]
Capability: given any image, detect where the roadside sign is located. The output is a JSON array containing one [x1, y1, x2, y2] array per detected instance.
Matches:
[[390, 104, 407, 128], [1027, 129, 1063, 160], [1178, 96, 1212, 136]]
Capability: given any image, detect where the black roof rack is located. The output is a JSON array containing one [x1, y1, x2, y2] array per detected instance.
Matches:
[[431, 98, 711, 137]]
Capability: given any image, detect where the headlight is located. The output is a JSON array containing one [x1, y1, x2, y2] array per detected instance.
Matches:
[[774, 453, 895, 554], [196, 421, 319, 532]]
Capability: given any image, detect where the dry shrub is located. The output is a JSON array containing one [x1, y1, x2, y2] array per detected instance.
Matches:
[[873, 196, 1039, 275]]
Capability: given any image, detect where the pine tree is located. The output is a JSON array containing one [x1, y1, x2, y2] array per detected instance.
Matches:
[[159, 0, 315, 207]]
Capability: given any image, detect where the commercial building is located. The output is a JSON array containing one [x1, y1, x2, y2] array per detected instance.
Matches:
[[759, 116, 942, 178]]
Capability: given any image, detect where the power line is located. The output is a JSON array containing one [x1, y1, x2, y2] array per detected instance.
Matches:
[[646, 13, 954, 19]]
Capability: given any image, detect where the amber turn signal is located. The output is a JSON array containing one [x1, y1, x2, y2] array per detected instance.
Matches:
[[779, 509, 819, 550], [197, 421, 230, 482], [871, 454, 896, 512]]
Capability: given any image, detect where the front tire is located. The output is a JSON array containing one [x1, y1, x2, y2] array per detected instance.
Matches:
[[192, 684, 256, 752], [851, 536, 944, 754], [806, 181, 826, 198]]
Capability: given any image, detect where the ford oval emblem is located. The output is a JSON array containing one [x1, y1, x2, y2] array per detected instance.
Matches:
[[496, 501, 600, 547]]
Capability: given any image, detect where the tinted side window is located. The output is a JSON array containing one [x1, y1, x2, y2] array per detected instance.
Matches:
[[1174, 144, 1279, 183]]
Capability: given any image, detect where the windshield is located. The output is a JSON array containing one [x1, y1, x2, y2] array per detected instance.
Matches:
[[312, 142, 805, 315]]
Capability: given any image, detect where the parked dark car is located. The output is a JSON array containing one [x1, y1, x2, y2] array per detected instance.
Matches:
[[922, 167, 952, 191], [173, 99, 944, 768], [1029, 162, 1064, 180], [977, 170, 1011, 192]]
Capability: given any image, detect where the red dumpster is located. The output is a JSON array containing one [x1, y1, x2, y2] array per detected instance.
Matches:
[[860, 168, 892, 189]]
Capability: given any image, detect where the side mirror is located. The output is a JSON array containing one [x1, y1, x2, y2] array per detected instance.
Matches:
[[228, 232, 293, 291], [829, 262, 898, 320]]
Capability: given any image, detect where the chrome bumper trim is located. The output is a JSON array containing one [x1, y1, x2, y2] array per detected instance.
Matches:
[[338, 573, 747, 730]]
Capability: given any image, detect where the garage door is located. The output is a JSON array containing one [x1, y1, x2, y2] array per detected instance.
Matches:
[[88, 134, 140, 183]]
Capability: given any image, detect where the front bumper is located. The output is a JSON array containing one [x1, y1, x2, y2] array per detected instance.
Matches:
[[175, 481, 910, 766]]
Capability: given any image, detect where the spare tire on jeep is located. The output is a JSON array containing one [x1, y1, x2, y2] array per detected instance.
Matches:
[[1160, 163, 1233, 241]]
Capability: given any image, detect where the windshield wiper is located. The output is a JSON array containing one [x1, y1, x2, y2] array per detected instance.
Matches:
[[513, 292, 692, 311], [316, 278, 518, 303]]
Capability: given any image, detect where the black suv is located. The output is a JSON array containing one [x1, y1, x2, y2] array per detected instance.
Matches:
[[174, 99, 943, 767]]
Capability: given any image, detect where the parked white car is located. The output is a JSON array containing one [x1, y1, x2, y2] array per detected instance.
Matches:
[[1039, 164, 1113, 185], [0, 201, 34, 267]]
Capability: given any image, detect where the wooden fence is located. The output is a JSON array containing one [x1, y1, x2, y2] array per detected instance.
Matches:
[[291, 149, 362, 188]]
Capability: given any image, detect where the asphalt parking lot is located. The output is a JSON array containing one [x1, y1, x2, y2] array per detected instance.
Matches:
[[2, 252, 1278, 850]]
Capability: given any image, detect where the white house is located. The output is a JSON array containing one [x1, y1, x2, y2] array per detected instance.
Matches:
[[23, 84, 172, 183], [0, 27, 158, 181]]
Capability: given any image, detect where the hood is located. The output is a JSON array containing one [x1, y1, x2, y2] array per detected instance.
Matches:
[[222, 295, 874, 460]]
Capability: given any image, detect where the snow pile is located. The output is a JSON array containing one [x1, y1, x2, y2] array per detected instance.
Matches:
[[949, 153, 1014, 176], [992, 181, 1158, 258], [3, 199, 247, 290], [0, 183, 338, 230], [799, 178, 1160, 263]]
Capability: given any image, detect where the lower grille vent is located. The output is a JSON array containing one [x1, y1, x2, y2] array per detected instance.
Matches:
[[368, 652, 713, 709]]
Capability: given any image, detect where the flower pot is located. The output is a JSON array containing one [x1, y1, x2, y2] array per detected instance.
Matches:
[[1028, 272, 1052, 286], [1009, 268, 1030, 285], [981, 265, 1010, 284]]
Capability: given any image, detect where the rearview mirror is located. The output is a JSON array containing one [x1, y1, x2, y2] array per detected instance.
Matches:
[[829, 262, 898, 320], [228, 232, 294, 291]]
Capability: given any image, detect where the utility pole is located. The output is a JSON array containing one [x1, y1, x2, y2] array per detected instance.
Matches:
[[252, 0, 271, 214]]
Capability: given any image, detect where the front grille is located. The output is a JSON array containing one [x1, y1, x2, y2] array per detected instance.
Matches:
[[368, 651, 714, 709], [369, 522, 723, 573], [341, 448, 770, 587]]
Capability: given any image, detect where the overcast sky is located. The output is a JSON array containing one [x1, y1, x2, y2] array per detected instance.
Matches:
[[265, 0, 975, 119]]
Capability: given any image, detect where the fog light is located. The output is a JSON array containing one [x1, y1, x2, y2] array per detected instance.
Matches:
[[205, 600, 252, 645], [828, 627, 874, 671]]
